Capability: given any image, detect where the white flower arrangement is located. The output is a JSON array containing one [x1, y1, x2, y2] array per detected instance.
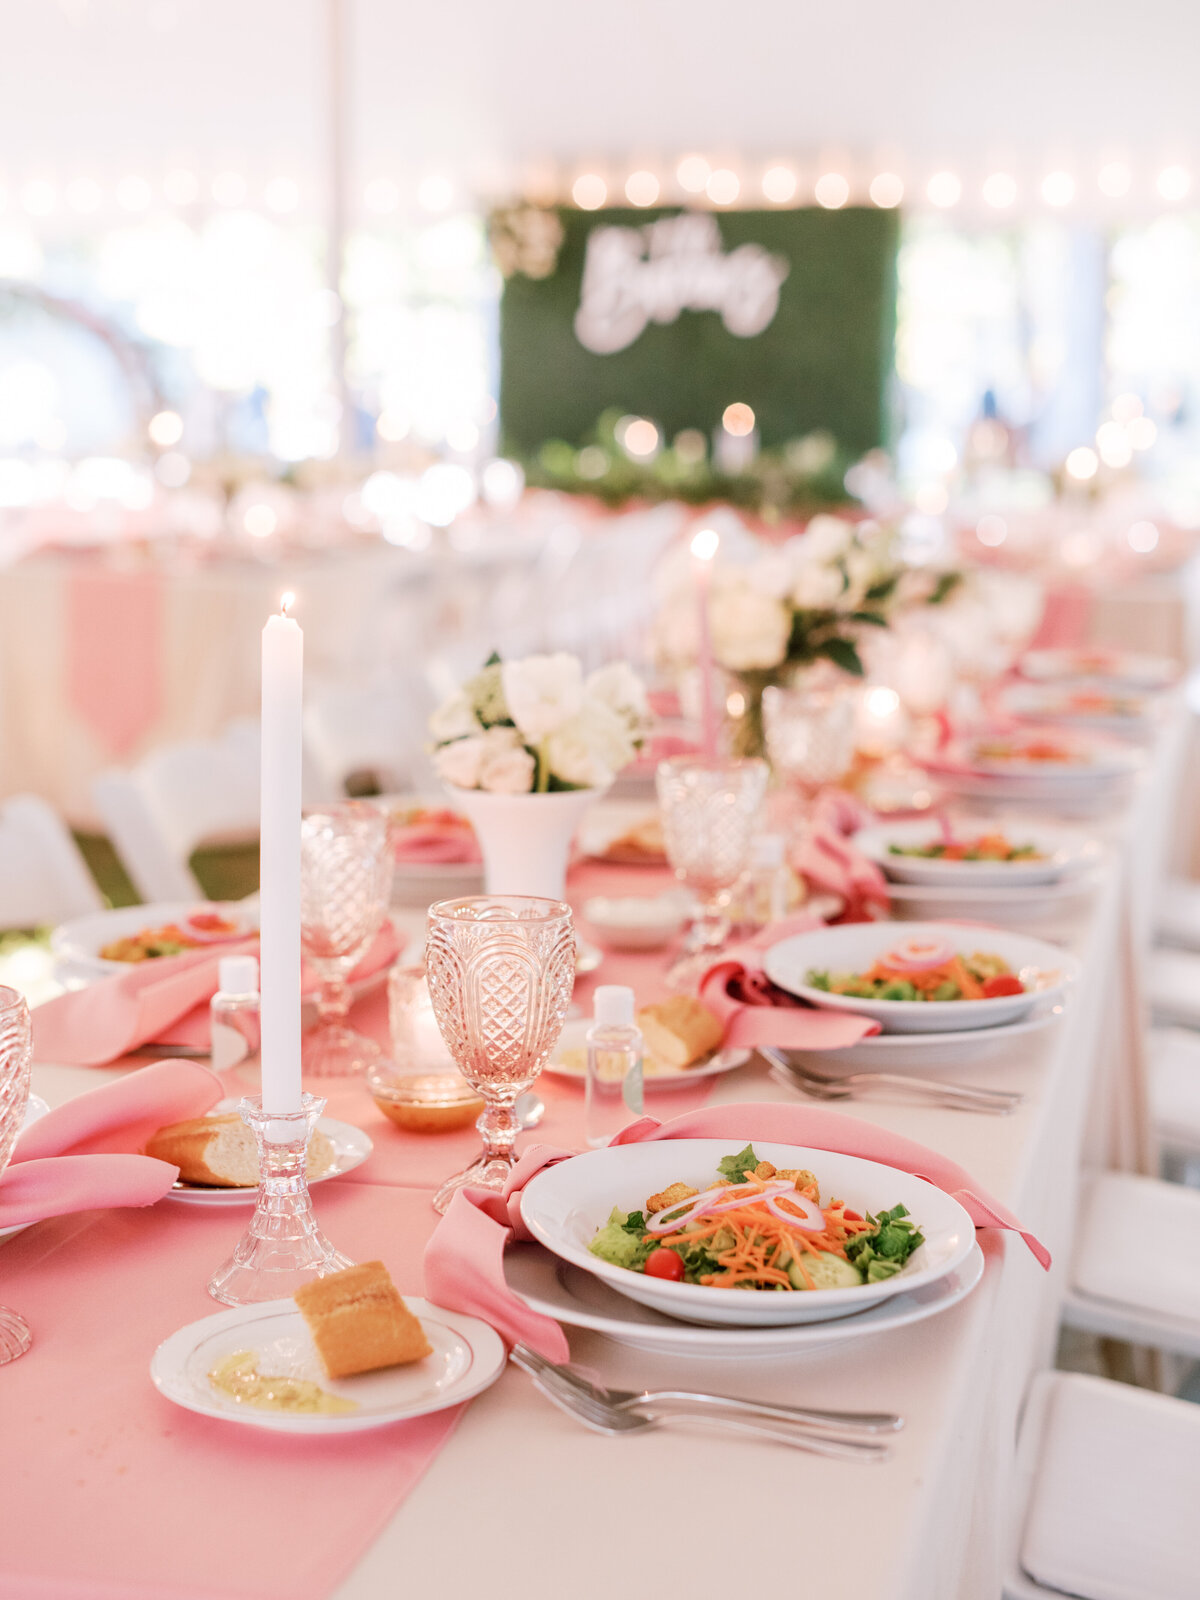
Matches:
[[430, 653, 650, 794]]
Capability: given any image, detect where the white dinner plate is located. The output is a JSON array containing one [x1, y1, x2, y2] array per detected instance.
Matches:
[[543, 1018, 751, 1090], [763, 922, 1078, 1033], [781, 1001, 1066, 1071], [0, 1094, 51, 1244], [1019, 647, 1178, 691], [998, 683, 1155, 739], [856, 818, 1099, 887], [164, 1113, 372, 1206], [150, 1295, 505, 1433], [577, 801, 667, 866], [506, 1239, 986, 1358], [51, 900, 258, 975], [520, 1138, 977, 1326], [959, 734, 1144, 784]]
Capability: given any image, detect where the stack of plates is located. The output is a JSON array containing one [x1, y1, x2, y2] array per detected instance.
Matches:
[[855, 818, 1104, 925]]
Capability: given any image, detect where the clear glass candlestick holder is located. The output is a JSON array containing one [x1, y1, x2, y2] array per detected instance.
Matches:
[[207, 1094, 353, 1305], [425, 895, 575, 1213]]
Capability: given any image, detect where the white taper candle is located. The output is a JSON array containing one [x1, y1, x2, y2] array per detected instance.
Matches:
[[259, 594, 303, 1114]]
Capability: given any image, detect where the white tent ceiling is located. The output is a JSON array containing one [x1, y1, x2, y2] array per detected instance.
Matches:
[[3, 0, 1199, 212]]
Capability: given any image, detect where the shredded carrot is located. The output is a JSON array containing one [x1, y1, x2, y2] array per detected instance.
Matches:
[[648, 1194, 874, 1291]]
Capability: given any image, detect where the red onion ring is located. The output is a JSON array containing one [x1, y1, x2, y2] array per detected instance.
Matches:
[[644, 1179, 809, 1234], [882, 936, 955, 973], [764, 1192, 825, 1232]]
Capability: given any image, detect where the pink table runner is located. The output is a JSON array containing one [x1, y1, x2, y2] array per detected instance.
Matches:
[[66, 566, 164, 757]]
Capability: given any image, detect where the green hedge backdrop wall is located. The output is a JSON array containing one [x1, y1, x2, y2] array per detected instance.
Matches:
[[498, 205, 899, 457]]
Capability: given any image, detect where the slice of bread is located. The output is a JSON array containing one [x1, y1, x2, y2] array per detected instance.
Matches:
[[294, 1260, 432, 1377], [637, 995, 724, 1070], [145, 1114, 334, 1187]]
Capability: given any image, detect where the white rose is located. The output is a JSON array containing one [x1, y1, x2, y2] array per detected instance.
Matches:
[[429, 689, 482, 744], [544, 700, 633, 789], [802, 515, 855, 562], [791, 562, 846, 611], [502, 653, 584, 742], [434, 735, 488, 790], [479, 741, 536, 793], [709, 586, 791, 671], [747, 550, 796, 600], [585, 662, 649, 725]]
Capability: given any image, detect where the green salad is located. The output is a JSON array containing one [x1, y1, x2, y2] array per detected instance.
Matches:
[[587, 1144, 924, 1292]]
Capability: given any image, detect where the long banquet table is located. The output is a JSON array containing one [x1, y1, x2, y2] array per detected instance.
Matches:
[[10, 698, 1188, 1600]]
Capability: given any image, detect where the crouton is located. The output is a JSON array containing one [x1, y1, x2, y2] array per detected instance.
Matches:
[[753, 1161, 777, 1180], [777, 1167, 819, 1197], [646, 1181, 699, 1214]]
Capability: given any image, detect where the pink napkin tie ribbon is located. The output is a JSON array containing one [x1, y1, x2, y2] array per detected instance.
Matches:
[[1, 1058, 224, 1230], [794, 788, 890, 923], [424, 1101, 1051, 1362], [696, 913, 882, 1051], [33, 921, 401, 1066]]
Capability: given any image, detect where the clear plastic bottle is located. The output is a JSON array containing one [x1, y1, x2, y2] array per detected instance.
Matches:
[[740, 833, 792, 930], [210, 955, 261, 1080], [585, 985, 645, 1149]]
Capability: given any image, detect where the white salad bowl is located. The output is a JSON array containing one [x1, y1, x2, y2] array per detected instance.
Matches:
[[854, 819, 1099, 888], [762, 921, 1078, 1033], [520, 1138, 977, 1327]]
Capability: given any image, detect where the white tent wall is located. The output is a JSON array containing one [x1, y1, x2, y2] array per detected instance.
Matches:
[[1, 0, 1199, 211]]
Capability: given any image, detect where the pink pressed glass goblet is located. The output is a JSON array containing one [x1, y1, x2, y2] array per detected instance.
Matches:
[[424, 895, 575, 1213], [0, 985, 33, 1364], [300, 802, 394, 1077]]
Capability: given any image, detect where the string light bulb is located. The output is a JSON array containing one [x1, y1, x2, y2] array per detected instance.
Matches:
[[982, 172, 1018, 209], [676, 155, 711, 193], [1157, 165, 1191, 202], [1042, 171, 1075, 207], [868, 172, 903, 208], [625, 170, 660, 207], [814, 172, 850, 209], [761, 165, 797, 203], [1097, 162, 1132, 198], [926, 171, 962, 208], [706, 168, 740, 205], [572, 173, 607, 210]]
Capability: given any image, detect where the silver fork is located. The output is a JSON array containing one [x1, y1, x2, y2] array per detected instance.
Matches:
[[511, 1345, 899, 1459], [514, 1359, 891, 1460], [762, 1047, 1023, 1115]]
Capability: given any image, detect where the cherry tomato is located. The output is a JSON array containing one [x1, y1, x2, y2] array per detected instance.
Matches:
[[982, 974, 1024, 998], [842, 1209, 862, 1223], [189, 912, 234, 933], [644, 1248, 685, 1281]]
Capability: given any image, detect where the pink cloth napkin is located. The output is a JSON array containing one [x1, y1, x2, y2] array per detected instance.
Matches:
[[393, 817, 482, 865], [1, 1059, 223, 1230], [696, 912, 882, 1050], [34, 922, 402, 1066], [424, 1101, 1050, 1361], [795, 789, 890, 923]]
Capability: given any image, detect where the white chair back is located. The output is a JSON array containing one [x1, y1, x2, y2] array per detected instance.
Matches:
[[0, 794, 103, 927], [91, 720, 265, 903], [303, 679, 429, 798]]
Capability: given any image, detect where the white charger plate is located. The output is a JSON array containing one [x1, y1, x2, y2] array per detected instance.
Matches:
[[51, 901, 258, 976], [544, 1018, 750, 1091], [506, 1239, 986, 1358], [781, 1001, 1066, 1071], [0, 1094, 51, 1244], [150, 1296, 505, 1433], [577, 801, 667, 866], [856, 818, 1098, 887], [520, 1138, 977, 1327], [763, 921, 1078, 1033], [882, 871, 1103, 927], [1019, 647, 1177, 690], [164, 1111, 372, 1206]]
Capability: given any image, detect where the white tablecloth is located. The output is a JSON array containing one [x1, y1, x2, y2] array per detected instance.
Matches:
[[25, 700, 1187, 1600]]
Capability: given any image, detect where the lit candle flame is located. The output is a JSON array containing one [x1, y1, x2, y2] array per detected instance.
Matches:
[[279, 591, 295, 617], [690, 527, 719, 562]]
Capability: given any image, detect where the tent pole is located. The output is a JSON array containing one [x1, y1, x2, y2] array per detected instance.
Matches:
[[326, 0, 352, 458]]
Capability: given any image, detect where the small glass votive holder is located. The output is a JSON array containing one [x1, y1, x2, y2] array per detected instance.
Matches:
[[365, 964, 485, 1134]]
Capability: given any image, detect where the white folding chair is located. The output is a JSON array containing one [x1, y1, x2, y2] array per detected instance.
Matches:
[[1149, 1026, 1200, 1162], [1062, 1169, 1200, 1360], [1156, 876, 1200, 951], [0, 794, 103, 927], [303, 679, 431, 798], [1005, 1371, 1200, 1599], [1144, 945, 1200, 1028], [91, 720, 264, 903]]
